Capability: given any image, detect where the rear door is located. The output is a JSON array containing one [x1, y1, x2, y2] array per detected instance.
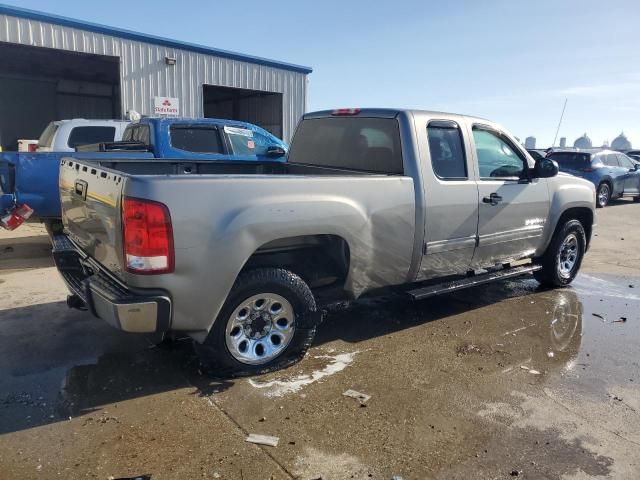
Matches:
[[470, 124, 550, 267], [417, 119, 479, 279]]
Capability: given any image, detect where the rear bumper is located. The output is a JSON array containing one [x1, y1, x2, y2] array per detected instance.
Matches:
[[52, 234, 171, 333]]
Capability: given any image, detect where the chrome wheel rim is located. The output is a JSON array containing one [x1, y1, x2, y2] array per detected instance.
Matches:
[[557, 234, 579, 279], [598, 184, 609, 207], [225, 293, 295, 365]]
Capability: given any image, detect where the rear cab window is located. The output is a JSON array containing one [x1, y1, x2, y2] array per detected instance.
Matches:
[[170, 125, 223, 153], [123, 124, 150, 145], [548, 152, 592, 170], [288, 117, 404, 174], [67, 126, 116, 149]]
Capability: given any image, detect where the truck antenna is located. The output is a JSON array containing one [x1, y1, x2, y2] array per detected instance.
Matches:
[[552, 98, 568, 147]]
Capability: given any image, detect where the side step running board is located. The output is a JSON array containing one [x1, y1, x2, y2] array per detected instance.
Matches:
[[407, 264, 542, 300]]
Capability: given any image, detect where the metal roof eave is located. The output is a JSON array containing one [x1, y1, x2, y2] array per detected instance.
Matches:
[[0, 3, 313, 74]]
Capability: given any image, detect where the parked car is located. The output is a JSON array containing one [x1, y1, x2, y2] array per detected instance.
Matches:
[[36, 119, 130, 152], [625, 149, 640, 162], [0, 117, 287, 232], [526, 149, 547, 161], [547, 149, 640, 207], [53, 108, 595, 375]]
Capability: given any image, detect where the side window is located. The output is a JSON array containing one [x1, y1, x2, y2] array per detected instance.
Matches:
[[67, 126, 116, 148], [427, 121, 467, 180], [605, 154, 620, 167], [170, 126, 223, 153], [472, 127, 526, 179], [617, 154, 634, 169]]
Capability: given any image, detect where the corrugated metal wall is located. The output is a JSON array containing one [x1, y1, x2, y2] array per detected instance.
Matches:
[[0, 14, 307, 140]]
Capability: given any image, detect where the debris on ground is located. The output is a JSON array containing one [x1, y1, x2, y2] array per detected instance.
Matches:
[[456, 344, 483, 356], [613, 317, 627, 323], [547, 351, 555, 358], [592, 313, 605, 320], [520, 366, 530, 371], [342, 389, 371, 404], [510, 470, 522, 477], [528, 369, 542, 375], [245, 433, 279, 447]]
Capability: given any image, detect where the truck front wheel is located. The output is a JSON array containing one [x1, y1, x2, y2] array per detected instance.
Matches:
[[534, 219, 586, 287], [195, 268, 320, 377]]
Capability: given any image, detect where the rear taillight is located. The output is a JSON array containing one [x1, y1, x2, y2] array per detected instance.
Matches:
[[28, 144, 38, 152], [0, 204, 33, 230], [580, 167, 594, 173], [122, 197, 174, 274], [331, 108, 361, 116]]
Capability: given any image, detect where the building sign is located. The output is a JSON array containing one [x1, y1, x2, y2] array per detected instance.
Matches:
[[153, 96, 179, 115]]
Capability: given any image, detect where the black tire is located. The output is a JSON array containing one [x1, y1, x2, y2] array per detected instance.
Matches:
[[534, 219, 586, 288], [596, 182, 611, 208], [195, 268, 321, 377]]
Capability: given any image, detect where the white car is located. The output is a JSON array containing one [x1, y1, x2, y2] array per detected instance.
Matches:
[[36, 119, 129, 152]]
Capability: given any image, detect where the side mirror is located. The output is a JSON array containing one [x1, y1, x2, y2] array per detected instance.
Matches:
[[266, 146, 286, 158], [533, 158, 559, 178], [633, 163, 640, 171]]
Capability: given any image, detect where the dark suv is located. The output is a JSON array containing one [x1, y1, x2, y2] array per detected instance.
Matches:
[[548, 150, 640, 207]]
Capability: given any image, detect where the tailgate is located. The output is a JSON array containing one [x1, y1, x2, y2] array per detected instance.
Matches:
[[59, 159, 125, 276]]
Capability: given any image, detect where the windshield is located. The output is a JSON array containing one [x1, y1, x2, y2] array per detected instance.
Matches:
[[224, 125, 287, 156]]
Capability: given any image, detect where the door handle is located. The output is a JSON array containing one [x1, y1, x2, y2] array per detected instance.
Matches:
[[74, 180, 88, 200], [482, 193, 502, 205]]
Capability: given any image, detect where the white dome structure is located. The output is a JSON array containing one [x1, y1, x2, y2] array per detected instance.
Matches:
[[611, 132, 632, 151], [574, 133, 592, 149]]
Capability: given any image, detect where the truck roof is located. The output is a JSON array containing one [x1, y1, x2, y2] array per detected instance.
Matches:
[[304, 108, 490, 125], [133, 117, 273, 130]]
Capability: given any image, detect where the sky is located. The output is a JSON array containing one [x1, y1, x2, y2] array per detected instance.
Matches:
[[5, 0, 640, 148]]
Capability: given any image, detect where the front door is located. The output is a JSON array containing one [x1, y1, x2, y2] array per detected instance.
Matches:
[[470, 125, 550, 268], [617, 153, 640, 195], [418, 119, 479, 280]]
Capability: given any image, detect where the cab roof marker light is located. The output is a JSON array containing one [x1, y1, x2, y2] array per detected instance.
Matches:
[[331, 108, 361, 116]]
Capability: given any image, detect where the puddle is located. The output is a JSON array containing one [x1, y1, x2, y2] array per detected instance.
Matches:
[[247, 351, 358, 397]]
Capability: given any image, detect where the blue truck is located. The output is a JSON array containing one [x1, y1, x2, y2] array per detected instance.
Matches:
[[0, 117, 287, 231]]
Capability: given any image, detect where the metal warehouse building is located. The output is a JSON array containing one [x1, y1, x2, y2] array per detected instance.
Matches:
[[0, 4, 311, 150]]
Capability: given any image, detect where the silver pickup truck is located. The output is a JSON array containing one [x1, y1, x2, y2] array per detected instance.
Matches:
[[53, 108, 596, 375]]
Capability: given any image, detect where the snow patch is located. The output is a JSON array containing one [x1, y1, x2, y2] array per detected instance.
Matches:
[[248, 352, 357, 397]]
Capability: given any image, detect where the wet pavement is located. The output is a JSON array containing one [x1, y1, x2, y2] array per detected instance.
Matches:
[[1, 203, 639, 479]]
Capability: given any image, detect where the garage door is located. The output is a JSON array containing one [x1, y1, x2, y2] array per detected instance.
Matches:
[[203, 85, 283, 139], [0, 42, 120, 151]]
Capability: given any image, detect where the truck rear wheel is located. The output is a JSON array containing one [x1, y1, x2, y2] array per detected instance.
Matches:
[[534, 219, 586, 287], [195, 268, 320, 377]]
